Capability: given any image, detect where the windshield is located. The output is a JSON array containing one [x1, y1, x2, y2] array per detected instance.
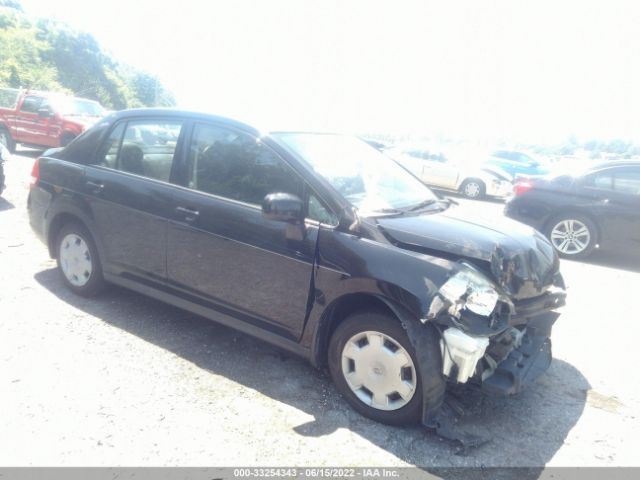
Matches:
[[51, 97, 106, 117], [274, 133, 437, 214]]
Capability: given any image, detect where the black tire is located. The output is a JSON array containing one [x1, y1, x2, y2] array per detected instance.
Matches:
[[460, 178, 486, 199], [56, 222, 106, 296], [0, 127, 16, 153], [60, 133, 76, 147], [545, 213, 598, 259], [328, 311, 444, 426]]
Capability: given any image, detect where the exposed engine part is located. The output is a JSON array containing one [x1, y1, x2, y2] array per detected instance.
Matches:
[[424, 263, 516, 338], [440, 327, 489, 383], [480, 327, 526, 380]]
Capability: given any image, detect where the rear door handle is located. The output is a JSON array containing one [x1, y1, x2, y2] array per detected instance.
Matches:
[[85, 181, 104, 193], [176, 206, 200, 222]]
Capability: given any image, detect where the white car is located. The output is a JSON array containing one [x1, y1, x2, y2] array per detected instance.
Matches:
[[385, 145, 513, 199]]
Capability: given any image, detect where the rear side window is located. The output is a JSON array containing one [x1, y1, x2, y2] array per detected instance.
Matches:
[[187, 123, 304, 205], [93, 120, 183, 182], [585, 170, 614, 190], [613, 167, 640, 195]]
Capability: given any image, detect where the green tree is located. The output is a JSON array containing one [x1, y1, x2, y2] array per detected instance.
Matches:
[[1, 0, 175, 109]]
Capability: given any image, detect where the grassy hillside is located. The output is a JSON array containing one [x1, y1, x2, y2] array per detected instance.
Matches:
[[0, 0, 175, 109]]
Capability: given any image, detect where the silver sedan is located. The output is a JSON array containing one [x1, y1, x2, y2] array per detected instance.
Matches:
[[385, 146, 513, 200]]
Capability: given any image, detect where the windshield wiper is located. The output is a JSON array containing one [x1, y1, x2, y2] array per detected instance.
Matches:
[[373, 207, 405, 214], [406, 199, 437, 211]]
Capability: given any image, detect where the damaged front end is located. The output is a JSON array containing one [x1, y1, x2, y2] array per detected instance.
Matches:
[[424, 260, 565, 397]]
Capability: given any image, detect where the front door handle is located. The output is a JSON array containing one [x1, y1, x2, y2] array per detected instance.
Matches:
[[176, 206, 200, 222], [85, 181, 104, 193]]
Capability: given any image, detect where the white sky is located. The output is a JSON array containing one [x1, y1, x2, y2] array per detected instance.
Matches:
[[19, 0, 640, 144]]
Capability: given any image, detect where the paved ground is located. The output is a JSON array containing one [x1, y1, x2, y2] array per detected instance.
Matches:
[[1, 149, 639, 471]]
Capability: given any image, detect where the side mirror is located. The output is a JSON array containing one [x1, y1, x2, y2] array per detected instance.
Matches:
[[37, 108, 53, 118], [262, 193, 304, 223]]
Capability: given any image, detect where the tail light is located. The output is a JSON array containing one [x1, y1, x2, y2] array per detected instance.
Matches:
[[513, 179, 534, 196], [30, 157, 40, 188]]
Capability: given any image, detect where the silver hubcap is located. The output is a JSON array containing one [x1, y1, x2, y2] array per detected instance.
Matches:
[[550, 219, 591, 254], [59, 233, 93, 287], [464, 182, 481, 197], [341, 330, 417, 411]]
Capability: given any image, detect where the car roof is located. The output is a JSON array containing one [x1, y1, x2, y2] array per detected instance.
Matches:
[[586, 160, 640, 171], [110, 108, 261, 136]]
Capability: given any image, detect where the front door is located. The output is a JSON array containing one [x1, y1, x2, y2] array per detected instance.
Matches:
[[167, 122, 319, 340], [14, 95, 49, 145]]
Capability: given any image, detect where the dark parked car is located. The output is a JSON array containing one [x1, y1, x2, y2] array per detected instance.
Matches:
[[28, 109, 566, 427], [505, 161, 640, 258]]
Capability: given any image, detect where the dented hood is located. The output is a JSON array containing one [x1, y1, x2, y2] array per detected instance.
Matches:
[[376, 207, 560, 299]]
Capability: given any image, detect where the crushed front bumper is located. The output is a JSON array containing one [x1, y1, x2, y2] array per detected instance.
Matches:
[[480, 312, 558, 396]]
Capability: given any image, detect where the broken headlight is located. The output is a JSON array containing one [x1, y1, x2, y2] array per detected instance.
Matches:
[[426, 264, 507, 321]]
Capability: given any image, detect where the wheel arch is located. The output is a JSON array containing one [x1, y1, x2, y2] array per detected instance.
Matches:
[[311, 292, 419, 368], [47, 212, 86, 257], [458, 176, 486, 192], [47, 210, 105, 263]]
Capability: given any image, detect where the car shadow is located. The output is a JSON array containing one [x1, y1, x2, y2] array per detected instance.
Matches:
[[34, 268, 589, 474], [0, 196, 15, 211]]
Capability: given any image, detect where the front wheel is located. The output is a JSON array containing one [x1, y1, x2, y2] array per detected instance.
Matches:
[[460, 179, 486, 199], [546, 214, 598, 258], [328, 311, 443, 426], [56, 223, 106, 296]]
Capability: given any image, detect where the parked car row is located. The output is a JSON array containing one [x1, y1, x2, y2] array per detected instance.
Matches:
[[378, 141, 640, 259], [384, 145, 514, 199], [0, 88, 107, 153]]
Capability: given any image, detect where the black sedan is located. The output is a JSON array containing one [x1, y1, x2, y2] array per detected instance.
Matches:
[[505, 161, 640, 258], [28, 108, 566, 429]]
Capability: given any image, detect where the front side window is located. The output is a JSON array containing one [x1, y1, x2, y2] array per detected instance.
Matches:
[[50, 97, 105, 117], [188, 123, 304, 205], [20, 96, 44, 113], [274, 133, 437, 215], [585, 170, 614, 190], [93, 120, 182, 182]]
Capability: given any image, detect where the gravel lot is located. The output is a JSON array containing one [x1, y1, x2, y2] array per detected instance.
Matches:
[[1, 150, 638, 470]]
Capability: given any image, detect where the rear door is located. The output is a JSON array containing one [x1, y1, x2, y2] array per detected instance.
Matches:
[[581, 166, 640, 250], [607, 166, 640, 249], [167, 122, 325, 340], [83, 117, 185, 283]]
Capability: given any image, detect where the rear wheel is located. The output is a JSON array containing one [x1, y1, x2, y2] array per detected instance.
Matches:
[[546, 214, 597, 258], [0, 127, 16, 153], [56, 223, 106, 296], [460, 178, 485, 199], [328, 311, 443, 426]]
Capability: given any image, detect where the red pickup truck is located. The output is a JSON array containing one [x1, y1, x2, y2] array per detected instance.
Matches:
[[0, 89, 107, 152]]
